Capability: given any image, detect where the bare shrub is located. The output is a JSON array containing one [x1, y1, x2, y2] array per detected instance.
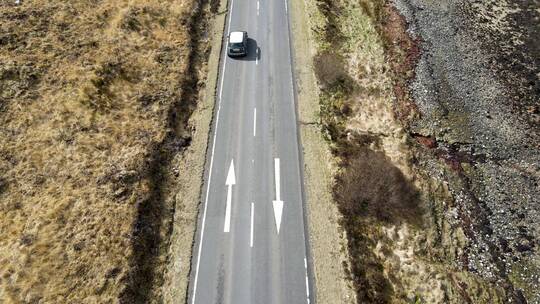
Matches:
[[358, 0, 384, 22], [335, 147, 422, 225], [313, 50, 352, 90], [209, 0, 220, 14], [0, 177, 6, 195]]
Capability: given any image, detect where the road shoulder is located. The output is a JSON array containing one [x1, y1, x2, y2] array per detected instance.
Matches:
[[289, 0, 357, 302]]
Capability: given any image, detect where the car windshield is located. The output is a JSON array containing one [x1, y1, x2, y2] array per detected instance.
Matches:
[[230, 42, 243, 48]]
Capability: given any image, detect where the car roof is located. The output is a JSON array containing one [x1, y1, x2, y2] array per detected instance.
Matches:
[[229, 31, 245, 43]]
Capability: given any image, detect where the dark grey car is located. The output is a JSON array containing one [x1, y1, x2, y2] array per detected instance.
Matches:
[[227, 31, 248, 57]]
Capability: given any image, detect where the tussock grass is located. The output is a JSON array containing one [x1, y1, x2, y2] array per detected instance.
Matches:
[[0, 0, 199, 302]]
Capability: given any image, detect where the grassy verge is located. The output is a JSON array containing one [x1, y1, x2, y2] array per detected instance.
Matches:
[[309, 1, 423, 300], [290, 0, 358, 302], [120, 0, 214, 302]]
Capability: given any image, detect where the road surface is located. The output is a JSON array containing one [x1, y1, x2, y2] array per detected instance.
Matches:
[[187, 0, 314, 303]]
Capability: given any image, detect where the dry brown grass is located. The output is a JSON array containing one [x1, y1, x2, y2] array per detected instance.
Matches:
[[0, 0, 200, 302]]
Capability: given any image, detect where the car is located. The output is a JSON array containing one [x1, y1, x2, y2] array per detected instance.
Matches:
[[227, 31, 248, 57]]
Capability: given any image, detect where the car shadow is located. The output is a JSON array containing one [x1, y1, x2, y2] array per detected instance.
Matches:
[[232, 38, 259, 62]]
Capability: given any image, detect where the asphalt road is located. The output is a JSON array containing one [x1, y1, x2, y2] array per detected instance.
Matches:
[[187, 0, 314, 303]]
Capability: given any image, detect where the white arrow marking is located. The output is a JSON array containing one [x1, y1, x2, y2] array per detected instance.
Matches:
[[273, 200, 283, 234], [224, 160, 236, 232], [226, 159, 236, 185], [273, 158, 284, 234]]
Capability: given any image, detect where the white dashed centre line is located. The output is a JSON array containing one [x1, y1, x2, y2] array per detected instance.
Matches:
[[253, 108, 257, 136], [256, 48, 259, 65], [250, 202, 254, 247]]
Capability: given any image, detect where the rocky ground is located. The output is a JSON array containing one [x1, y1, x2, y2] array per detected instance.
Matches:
[[393, 0, 539, 301]]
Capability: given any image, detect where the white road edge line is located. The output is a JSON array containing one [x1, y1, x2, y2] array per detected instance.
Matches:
[[191, 0, 234, 301], [305, 275, 310, 297], [250, 202, 254, 247], [253, 108, 257, 136], [282, 0, 294, 99], [305, 258, 310, 303], [305, 257, 310, 302], [219, 58, 227, 100]]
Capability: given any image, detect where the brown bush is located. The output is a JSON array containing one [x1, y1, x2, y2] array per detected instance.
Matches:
[[334, 147, 422, 225], [313, 50, 352, 90]]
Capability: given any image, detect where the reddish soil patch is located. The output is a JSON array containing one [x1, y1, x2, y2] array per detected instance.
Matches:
[[413, 134, 438, 149], [380, 4, 421, 125]]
